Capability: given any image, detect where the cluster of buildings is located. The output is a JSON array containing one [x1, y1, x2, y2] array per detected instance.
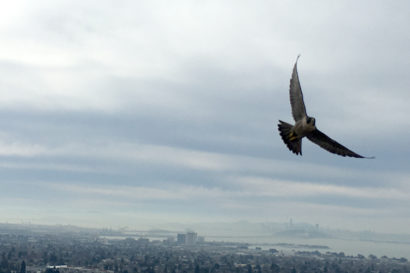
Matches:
[[176, 232, 204, 245], [1, 224, 409, 273], [41, 265, 114, 273]]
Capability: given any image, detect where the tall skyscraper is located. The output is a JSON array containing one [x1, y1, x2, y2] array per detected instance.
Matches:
[[177, 233, 186, 244], [186, 232, 197, 245]]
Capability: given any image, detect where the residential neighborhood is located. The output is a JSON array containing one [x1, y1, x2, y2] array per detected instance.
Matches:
[[0, 224, 409, 273]]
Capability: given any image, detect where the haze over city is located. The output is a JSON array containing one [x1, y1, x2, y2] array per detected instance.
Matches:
[[0, 0, 409, 243]]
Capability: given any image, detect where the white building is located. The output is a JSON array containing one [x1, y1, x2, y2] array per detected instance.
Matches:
[[177, 232, 199, 245], [185, 232, 197, 245]]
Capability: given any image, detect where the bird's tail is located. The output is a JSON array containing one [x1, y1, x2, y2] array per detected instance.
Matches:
[[278, 120, 302, 155]]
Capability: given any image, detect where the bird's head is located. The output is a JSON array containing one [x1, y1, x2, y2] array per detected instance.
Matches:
[[307, 117, 316, 126]]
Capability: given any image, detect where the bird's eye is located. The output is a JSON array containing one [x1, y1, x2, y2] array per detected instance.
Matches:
[[307, 118, 311, 123]]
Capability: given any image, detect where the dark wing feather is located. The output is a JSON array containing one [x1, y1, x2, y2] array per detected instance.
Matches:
[[289, 55, 308, 122], [307, 129, 369, 158]]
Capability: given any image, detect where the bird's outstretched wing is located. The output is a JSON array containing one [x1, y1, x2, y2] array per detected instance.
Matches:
[[289, 55, 308, 122], [307, 129, 372, 158]]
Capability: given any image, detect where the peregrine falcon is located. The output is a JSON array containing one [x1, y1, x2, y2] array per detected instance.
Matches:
[[278, 56, 373, 158]]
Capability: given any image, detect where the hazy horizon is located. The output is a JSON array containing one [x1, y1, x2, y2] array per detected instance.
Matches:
[[3, 220, 410, 260], [1, 0, 410, 236]]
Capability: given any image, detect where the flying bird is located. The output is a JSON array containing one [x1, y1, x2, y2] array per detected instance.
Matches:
[[278, 56, 373, 158]]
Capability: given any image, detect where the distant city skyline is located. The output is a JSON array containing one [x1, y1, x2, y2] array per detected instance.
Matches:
[[2, 222, 410, 260], [2, 223, 409, 272]]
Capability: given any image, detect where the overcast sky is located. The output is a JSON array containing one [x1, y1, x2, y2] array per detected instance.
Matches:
[[0, 0, 409, 233]]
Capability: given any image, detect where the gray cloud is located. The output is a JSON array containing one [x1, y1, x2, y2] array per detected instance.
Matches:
[[0, 0, 409, 233]]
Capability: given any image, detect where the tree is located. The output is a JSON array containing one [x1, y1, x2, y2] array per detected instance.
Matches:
[[1, 253, 9, 272], [255, 264, 262, 273], [270, 262, 280, 273], [20, 261, 26, 273]]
